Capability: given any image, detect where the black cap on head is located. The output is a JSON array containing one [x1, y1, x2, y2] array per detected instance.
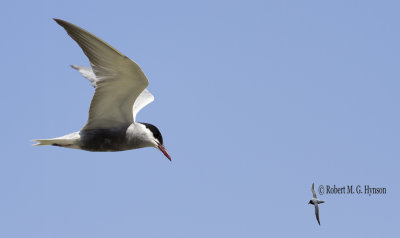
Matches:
[[141, 123, 164, 145]]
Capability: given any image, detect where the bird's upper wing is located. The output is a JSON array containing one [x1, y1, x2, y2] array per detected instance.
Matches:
[[314, 204, 320, 225], [54, 19, 149, 130], [311, 183, 317, 198], [71, 64, 154, 122]]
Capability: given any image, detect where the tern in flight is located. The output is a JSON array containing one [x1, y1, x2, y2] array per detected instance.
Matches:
[[308, 183, 325, 225], [33, 19, 171, 161]]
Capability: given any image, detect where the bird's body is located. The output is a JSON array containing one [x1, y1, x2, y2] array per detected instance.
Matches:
[[32, 19, 171, 161], [44, 123, 159, 152], [308, 198, 325, 206], [80, 125, 142, 152], [308, 183, 325, 225]]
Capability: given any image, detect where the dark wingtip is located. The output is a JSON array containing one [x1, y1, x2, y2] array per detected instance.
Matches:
[[53, 18, 69, 28]]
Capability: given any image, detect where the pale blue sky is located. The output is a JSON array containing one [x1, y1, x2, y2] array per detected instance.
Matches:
[[1, 0, 399, 237]]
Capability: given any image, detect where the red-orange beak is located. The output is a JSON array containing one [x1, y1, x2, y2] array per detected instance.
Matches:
[[157, 144, 171, 161]]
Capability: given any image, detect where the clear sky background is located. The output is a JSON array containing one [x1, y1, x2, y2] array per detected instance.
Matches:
[[1, 0, 399, 237]]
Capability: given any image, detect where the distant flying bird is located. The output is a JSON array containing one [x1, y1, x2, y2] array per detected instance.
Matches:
[[308, 183, 325, 225], [32, 19, 171, 161]]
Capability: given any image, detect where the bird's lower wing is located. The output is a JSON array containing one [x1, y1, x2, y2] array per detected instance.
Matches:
[[71, 65, 97, 87], [314, 204, 320, 225]]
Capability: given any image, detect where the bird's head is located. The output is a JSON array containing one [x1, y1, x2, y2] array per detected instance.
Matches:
[[141, 123, 171, 161], [308, 200, 313, 204]]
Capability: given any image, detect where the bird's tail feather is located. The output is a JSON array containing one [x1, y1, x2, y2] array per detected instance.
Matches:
[[32, 132, 80, 147], [32, 139, 58, 146], [32, 138, 68, 146]]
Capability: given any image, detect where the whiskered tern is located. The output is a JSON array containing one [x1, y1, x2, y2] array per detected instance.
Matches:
[[33, 19, 171, 161], [308, 183, 325, 225]]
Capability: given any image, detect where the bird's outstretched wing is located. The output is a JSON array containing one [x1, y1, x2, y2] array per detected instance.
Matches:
[[54, 19, 149, 130], [311, 183, 317, 198], [71, 64, 154, 122], [314, 204, 321, 225]]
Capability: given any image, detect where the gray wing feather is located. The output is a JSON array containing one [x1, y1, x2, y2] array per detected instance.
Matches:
[[314, 204, 320, 225], [54, 19, 149, 130], [311, 183, 317, 198], [71, 64, 154, 122]]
